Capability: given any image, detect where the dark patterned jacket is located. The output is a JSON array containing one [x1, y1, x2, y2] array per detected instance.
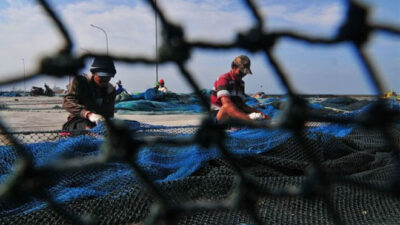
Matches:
[[63, 74, 116, 121]]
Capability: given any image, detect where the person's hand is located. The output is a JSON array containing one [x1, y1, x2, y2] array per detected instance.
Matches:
[[249, 112, 264, 120], [260, 112, 271, 120], [88, 113, 105, 124]]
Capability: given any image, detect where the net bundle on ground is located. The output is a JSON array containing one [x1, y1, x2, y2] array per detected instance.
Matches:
[[114, 90, 209, 115], [0, 113, 399, 224]]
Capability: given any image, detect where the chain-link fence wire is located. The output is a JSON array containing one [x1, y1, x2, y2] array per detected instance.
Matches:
[[0, 130, 69, 145], [0, 0, 399, 224], [0, 125, 199, 145]]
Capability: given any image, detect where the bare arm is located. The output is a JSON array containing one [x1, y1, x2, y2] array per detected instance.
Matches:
[[217, 96, 252, 121]]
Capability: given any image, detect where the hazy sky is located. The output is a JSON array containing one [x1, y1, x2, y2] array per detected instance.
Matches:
[[0, 0, 398, 94]]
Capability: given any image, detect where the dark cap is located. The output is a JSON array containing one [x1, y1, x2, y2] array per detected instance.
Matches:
[[90, 57, 116, 77], [233, 55, 252, 75]]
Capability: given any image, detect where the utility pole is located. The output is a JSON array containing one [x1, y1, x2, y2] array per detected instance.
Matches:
[[22, 58, 26, 95], [155, 0, 159, 83]]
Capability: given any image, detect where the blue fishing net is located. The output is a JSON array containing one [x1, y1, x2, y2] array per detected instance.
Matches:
[[115, 99, 203, 114], [0, 92, 20, 97], [1, 97, 399, 221], [0, 120, 357, 217], [115, 89, 260, 114]]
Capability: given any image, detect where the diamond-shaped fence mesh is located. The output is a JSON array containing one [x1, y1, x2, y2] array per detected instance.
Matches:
[[0, 131, 67, 145], [0, 0, 399, 225]]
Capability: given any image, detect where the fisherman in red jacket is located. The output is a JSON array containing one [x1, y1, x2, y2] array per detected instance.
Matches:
[[211, 55, 270, 122]]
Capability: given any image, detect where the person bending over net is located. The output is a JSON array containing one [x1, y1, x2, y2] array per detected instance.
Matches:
[[62, 57, 117, 131], [115, 80, 132, 102], [115, 80, 126, 95], [158, 79, 168, 93], [211, 55, 270, 122]]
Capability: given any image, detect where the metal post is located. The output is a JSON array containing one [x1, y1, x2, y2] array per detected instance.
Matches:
[[22, 58, 26, 95], [90, 24, 109, 55], [155, 0, 159, 83]]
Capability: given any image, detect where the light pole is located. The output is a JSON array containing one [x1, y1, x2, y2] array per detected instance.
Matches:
[[155, 0, 159, 83], [90, 24, 109, 55], [22, 58, 26, 95]]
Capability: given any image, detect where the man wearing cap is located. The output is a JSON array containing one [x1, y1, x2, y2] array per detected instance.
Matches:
[[62, 57, 117, 131], [211, 55, 270, 122], [158, 79, 168, 93]]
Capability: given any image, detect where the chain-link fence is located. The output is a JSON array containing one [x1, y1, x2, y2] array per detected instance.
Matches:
[[0, 0, 399, 224], [0, 130, 68, 145]]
